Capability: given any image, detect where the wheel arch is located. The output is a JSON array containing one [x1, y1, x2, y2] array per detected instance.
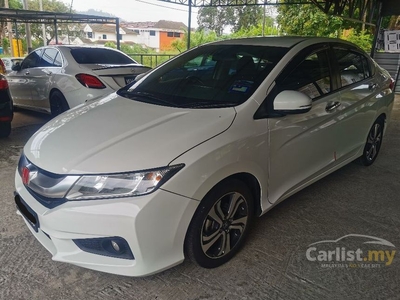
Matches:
[[197, 172, 263, 218], [49, 87, 63, 100], [224, 173, 262, 217]]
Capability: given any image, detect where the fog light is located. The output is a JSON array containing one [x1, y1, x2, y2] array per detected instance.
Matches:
[[73, 236, 134, 260], [111, 240, 120, 252]]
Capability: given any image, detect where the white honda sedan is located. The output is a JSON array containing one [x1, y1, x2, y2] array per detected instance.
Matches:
[[7, 46, 151, 116], [14, 37, 395, 276]]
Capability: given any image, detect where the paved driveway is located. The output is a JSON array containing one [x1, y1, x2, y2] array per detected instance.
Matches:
[[1, 97, 400, 300]]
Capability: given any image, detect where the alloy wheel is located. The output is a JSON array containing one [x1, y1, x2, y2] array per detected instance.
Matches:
[[200, 192, 249, 259], [365, 123, 382, 162]]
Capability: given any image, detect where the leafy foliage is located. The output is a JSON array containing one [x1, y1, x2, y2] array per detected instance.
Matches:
[[277, 4, 343, 37], [341, 29, 373, 52], [28, 0, 75, 45], [171, 29, 219, 52], [197, 3, 264, 36]]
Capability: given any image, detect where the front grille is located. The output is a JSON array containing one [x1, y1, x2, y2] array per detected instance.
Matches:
[[18, 153, 70, 209]]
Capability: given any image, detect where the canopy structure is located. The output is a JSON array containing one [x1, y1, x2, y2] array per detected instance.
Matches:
[[0, 8, 121, 49], [158, 0, 399, 49]]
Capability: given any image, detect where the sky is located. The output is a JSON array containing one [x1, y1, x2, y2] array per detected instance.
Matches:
[[61, 0, 199, 27]]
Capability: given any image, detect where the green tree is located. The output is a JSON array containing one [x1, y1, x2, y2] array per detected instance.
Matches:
[[171, 29, 219, 52], [277, 3, 343, 37], [28, 0, 75, 45], [230, 16, 277, 38], [197, 7, 231, 36], [341, 29, 373, 52], [198, 4, 264, 36]]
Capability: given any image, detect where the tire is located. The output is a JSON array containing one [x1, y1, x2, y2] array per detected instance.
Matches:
[[0, 122, 11, 138], [185, 178, 254, 268], [50, 90, 70, 117], [359, 118, 384, 166]]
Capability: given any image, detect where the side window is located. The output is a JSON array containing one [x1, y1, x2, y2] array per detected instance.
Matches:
[[54, 52, 63, 67], [41, 48, 59, 67], [279, 50, 332, 100], [21, 49, 42, 69], [333, 48, 371, 88]]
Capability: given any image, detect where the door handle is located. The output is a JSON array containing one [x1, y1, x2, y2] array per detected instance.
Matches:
[[25, 71, 30, 75], [326, 101, 341, 112], [369, 83, 377, 90], [45, 71, 52, 76]]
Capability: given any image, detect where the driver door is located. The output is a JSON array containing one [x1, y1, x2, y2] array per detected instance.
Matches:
[[266, 46, 343, 204]]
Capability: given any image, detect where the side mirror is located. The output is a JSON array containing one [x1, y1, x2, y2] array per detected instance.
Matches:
[[274, 90, 312, 114], [12, 64, 21, 72]]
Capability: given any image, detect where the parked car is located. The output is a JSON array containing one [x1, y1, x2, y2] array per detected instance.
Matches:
[[14, 37, 395, 276], [1, 57, 24, 74], [0, 74, 13, 138], [7, 46, 151, 116]]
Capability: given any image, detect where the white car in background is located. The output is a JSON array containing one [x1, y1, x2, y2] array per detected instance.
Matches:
[[14, 37, 395, 276], [7, 46, 151, 116]]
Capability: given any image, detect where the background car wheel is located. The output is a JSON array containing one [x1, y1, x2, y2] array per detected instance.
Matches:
[[185, 178, 254, 268], [359, 118, 384, 166], [0, 122, 11, 138], [50, 91, 70, 117]]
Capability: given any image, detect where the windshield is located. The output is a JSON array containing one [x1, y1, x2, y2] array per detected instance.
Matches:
[[117, 44, 288, 108], [70, 48, 137, 64]]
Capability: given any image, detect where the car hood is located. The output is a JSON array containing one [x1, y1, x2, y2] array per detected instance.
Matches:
[[24, 94, 236, 174]]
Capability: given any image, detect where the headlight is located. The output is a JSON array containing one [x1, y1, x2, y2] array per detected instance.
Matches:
[[66, 164, 184, 200]]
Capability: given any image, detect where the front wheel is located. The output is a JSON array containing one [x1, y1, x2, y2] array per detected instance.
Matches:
[[50, 91, 70, 117], [359, 118, 384, 166], [185, 178, 254, 268]]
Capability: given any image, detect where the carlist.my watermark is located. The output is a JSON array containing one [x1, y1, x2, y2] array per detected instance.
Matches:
[[306, 234, 396, 268]]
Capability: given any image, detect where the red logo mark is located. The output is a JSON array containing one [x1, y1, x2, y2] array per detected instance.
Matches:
[[22, 167, 30, 185]]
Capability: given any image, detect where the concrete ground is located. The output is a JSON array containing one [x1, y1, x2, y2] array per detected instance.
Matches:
[[1, 97, 400, 300]]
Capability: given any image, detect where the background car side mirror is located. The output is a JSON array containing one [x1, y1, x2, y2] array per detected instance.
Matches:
[[12, 64, 21, 72], [273, 90, 312, 114]]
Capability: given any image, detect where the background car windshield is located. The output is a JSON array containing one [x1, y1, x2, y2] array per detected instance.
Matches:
[[119, 45, 288, 108], [70, 48, 136, 64]]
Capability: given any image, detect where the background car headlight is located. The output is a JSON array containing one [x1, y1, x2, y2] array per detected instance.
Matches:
[[66, 164, 184, 200]]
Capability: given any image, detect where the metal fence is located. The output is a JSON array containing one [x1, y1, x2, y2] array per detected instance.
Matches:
[[127, 53, 177, 68]]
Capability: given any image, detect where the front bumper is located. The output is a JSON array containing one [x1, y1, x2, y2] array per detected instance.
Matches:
[[15, 171, 199, 277]]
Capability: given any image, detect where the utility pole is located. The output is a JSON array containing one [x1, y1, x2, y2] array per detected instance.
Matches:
[[39, 0, 46, 46], [4, 0, 14, 55], [22, 0, 33, 53]]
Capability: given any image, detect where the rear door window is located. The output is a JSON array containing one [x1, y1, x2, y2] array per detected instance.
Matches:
[[40, 48, 61, 67], [333, 48, 371, 88]]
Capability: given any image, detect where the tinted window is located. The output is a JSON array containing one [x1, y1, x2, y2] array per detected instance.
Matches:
[[118, 45, 289, 108], [70, 48, 136, 64], [333, 48, 371, 88], [174, 32, 180, 38], [54, 52, 62, 67], [41, 48, 59, 67], [21, 49, 42, 69], [150, 30, 155, 36], [279, 50, 332, 100], [167, 32, 173, 37]]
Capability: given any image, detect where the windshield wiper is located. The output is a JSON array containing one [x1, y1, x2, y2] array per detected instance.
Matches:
[[182, 101, 238, 108], [118, 90, 180, 107]]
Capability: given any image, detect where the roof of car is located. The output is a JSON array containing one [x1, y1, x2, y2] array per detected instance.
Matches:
[[209, 36, 346, 48]]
